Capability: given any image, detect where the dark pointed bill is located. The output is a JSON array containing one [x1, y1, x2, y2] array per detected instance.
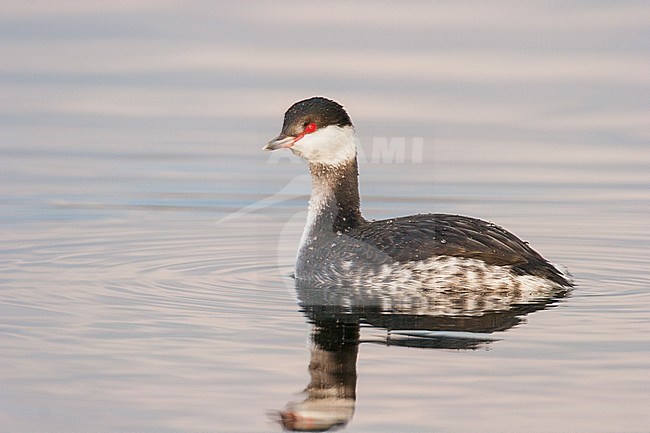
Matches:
[[263, 133, 295, 151]]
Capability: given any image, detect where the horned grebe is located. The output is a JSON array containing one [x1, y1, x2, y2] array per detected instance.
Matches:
[[264, 97, 572, 291]]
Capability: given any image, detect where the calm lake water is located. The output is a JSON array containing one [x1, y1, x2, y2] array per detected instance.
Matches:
[[1, 2, 649, 432]]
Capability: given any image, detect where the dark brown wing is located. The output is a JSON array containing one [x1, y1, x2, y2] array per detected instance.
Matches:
[[348, 213, 570, 285]]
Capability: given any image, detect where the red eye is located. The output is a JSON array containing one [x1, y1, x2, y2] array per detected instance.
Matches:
[[304, 122, 317, 134]]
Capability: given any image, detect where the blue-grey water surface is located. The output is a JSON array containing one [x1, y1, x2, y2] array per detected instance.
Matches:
[[1, 2, 649, 432]]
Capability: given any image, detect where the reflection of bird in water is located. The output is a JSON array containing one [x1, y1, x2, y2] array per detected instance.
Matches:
[[278, 320, 358, 432], [265, 97, 573, 431], [275, 284, 570, 432], [264, 97, 573, 291]]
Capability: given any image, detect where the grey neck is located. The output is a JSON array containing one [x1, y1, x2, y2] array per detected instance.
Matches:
[[307, 158, 365, 234]]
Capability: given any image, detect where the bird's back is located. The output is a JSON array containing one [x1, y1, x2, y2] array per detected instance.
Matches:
[[346, 213, 571, 286]]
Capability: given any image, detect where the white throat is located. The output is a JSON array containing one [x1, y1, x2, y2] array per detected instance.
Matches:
[[290, 125, 357, 166]]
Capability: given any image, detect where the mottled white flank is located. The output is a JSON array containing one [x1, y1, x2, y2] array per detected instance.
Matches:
[[290, 124, 357, 166], [340, 260, 353, 271], [297, 255, 570, 316]]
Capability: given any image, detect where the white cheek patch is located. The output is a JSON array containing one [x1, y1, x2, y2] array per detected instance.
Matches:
[[291, 125, 357, 166]]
